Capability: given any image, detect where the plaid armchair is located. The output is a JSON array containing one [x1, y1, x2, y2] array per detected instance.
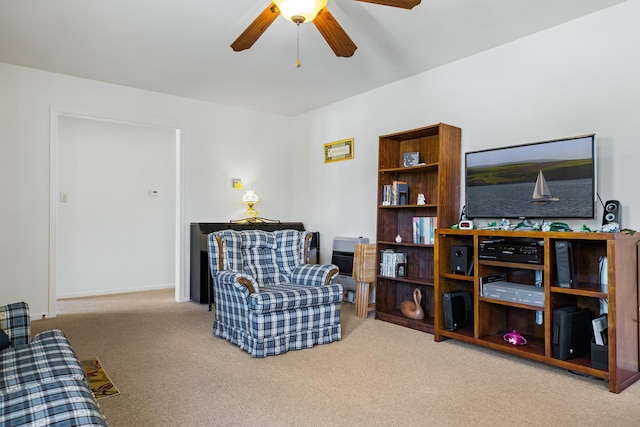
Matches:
[[0, 302, 107, 426], [208, 229, 342, 357]]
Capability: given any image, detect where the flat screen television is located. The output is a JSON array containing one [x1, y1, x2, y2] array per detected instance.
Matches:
[[465, 134, 596, 219]]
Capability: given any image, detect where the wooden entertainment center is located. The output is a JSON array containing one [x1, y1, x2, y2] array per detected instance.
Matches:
[[434, 229, 640, 393]]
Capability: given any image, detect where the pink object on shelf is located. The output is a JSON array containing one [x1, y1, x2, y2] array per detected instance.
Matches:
[[503, 330, 527, 346]]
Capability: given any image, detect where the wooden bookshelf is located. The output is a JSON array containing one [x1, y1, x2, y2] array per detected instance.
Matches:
[[374, 123, 461, 333]]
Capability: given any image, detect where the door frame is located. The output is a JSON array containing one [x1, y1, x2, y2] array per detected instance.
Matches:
[[49, 106, 185, 317]]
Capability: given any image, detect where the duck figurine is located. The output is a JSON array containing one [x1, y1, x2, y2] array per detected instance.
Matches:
[[401, 288, 425, 320]]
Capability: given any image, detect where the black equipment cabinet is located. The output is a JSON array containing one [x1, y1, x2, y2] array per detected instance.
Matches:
[[190, 222, 319, 310]]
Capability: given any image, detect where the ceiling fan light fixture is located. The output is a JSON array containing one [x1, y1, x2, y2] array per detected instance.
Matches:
[[273, 0, 328, 24]]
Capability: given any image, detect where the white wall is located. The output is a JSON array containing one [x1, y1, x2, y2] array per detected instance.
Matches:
[[0, 63, 291, 317], [292, 0, 640, 263], [2, 1, 638, 314], [57, 116, 176, 298]]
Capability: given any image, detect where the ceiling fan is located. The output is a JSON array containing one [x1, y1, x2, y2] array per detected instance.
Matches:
[[231, 0, 421, 58]]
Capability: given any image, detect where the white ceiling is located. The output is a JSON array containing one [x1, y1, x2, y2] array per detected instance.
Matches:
[[0, 0, 627, 116]]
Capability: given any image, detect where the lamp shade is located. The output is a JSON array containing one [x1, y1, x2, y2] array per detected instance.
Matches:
[[242, 190, 259, 204], [242, 189, 259, 217], [273, 0, 328, 23]]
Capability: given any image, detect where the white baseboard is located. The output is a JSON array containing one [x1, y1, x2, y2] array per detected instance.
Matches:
[[56, 283, 175, 300]]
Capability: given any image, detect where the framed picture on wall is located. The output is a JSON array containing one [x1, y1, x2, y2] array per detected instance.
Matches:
[[324, 138, 354, 163]]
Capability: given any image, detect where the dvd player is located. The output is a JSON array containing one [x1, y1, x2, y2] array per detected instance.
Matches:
[[478, 238, 543, 264], [482, 281, 545, 307]]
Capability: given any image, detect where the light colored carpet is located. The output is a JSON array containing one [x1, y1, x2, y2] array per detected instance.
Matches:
[[31, 289, 640, 426]]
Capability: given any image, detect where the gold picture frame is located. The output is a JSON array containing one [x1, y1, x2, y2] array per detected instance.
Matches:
[[324, 138, 354, 163]]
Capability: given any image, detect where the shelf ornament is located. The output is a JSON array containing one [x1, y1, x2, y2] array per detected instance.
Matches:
[[400, 288, 425, 320], [503, 330, 527, 346]]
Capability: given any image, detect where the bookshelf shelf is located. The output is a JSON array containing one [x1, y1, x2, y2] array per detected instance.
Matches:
[[379, 162, 438, 174], [379, 204, 438, 209]]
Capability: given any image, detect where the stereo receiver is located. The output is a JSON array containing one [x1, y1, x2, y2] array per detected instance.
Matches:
[[478, 238, 543, 264]]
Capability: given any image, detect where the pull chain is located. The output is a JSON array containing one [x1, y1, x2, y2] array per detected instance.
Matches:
[[296, 23, 301, 68], [291, 15, 305, 68]]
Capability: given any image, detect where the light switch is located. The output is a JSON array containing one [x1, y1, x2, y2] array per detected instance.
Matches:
[[59, 192, 69, 203]]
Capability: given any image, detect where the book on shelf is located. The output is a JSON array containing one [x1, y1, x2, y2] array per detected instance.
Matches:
[[412, 216, 437, 244], [382, 181, 408, 206], [382, 184, 390, 206], [379, 250, 407, 278]]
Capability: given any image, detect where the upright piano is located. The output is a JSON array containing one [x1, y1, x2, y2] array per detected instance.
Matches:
[[190, 221, 319, 309]]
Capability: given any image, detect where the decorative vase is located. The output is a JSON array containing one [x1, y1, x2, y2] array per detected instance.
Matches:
[[395, 234, 402, 243], [400, 288, 425, 320]]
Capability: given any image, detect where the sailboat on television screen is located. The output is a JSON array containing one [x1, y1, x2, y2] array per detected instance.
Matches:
[[532, 170, 560, 202]]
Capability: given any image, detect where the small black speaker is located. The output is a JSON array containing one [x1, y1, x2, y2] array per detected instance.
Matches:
[[602, 200, 621, 227], [450, 246, 473, 275], [552, 306, 592, 360], [443, 290, 473, 331], [555, 241, 575, 289]]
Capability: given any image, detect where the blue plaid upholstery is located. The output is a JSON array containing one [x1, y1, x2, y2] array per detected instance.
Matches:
[[0, 302, 31, 348], [0, 302, 107, 426], [0, 378, 107, 426], [208, 229, 342, 357], [0, 330, 86, 393], [248, 283, 342, 313]]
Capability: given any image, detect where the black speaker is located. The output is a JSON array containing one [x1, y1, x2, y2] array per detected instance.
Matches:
[[552, 306, 592, 360], [602, 200, 621, 227], [443, 290, 473, 331], [555, 241, 575, 289], [450, 246, 473, 275]]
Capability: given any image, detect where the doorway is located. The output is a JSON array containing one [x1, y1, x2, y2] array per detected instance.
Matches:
[[49, 109, 183, 317]]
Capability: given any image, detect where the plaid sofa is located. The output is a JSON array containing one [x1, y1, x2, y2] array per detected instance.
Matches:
[[0, 302, 107, 426], [208, 229, 342, 357]]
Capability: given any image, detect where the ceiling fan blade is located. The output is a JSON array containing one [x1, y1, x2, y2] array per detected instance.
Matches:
[[231, 3, 280, 52], [313, 9, 357, 58], [354, 0, 421, 10]]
